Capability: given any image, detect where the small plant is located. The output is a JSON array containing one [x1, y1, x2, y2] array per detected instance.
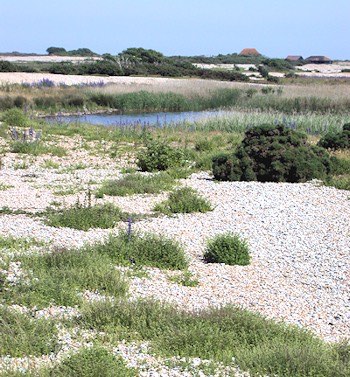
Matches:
[[137, 138, 186, 171], [154, 187, 212, 214], [204, 233, 250, 266], [42, 159, 60, 169], [0, 182, 13, 190], [168, 270, 199, 287], [13, 160, 28, 170]]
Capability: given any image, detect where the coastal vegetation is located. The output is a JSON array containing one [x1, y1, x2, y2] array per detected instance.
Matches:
[[0, 62, 349, 376]]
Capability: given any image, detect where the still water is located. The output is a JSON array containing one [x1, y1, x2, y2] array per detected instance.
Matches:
[[46, 110, 220, 127]]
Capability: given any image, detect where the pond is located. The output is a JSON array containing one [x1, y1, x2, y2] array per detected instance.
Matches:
[[46, 110, 220, 127]]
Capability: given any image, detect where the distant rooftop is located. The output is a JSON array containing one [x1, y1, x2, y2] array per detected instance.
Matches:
[[306, 56, 332, 63], [286, 55, 303, 61], [239, 48, 261, 57]]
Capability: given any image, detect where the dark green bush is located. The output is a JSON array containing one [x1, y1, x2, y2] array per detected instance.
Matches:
[[0, 61, 17, 72], [204, 233, 250, 265], [154, 187, 212, 214], [0, 96, 14, 111], [318, 124, 350, 150], [213, 124, 331, 183], [137, 139, 185, 171], [13, 96, 28, 108]]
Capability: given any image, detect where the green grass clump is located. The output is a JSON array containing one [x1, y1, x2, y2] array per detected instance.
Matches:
[[1, 247, 127, 308], [96, 172, 175, 197], [79, 301, 350, 377], [47, 346, 137, 377], [154, 187, 212, 214], [45, 202, 130, 230], [0, 183, 13, 190], [204, 233, 250, 266], [326, 176, 350, 190], [0, 307, 58, 357], [42, 159, 60, 169], [11, 141, 66, 157], [168, 270, 199, 287], [84, 231, 188, 270], [0, 236, 43, 252], [326, 155, 350, 190]]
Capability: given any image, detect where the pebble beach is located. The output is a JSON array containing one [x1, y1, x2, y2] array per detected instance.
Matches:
[[0, 135, 349, 375]]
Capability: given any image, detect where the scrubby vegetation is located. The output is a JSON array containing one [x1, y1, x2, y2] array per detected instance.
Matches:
[[137, 138, 187, 172], [318, 123, 350, 150], [11, 141, 66, 157], [1, 64, 350, 376], [154, 187, 212, 214], [96, 172, 175, 197], [78, 300, 350, 377], [212, 124, 332, 183], [46, 347, 137, 377], [204, 233, 251, 266], [83, 231, 188, 270], [0, 306, 58, 357], [45, 201, 131, 230]]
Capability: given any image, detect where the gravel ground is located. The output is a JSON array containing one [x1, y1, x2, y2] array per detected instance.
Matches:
[[0, 142, 349, 375], [1, 166, 349, 342]]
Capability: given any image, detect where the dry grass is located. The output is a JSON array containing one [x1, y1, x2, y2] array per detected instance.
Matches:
[[1, 72, 350, 100]]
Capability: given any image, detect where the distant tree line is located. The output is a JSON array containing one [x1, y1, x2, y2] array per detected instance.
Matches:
[[0, 46, 297, 82], [46, 47, 98, 57]]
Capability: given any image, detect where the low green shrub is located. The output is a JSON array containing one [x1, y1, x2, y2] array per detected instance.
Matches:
[[195, 138, 214, 152], [212, 124, 331, 183], [2, 108, 28, 127], [204, 233, 250, 266], [330, 156, 350, 175], [318, 124, 350, 150], [85, 231, 188, 270], [79, 301, 350, 377], [325, 176, 350, 190], [11, 141, 66, 157], [0, 307, 58, 357], [0, 61, 17, 72], [96, 172, 175, 197], [48, 347, 137, 377], [154, 187, 212, 214], [1, 245, 127, 308], [45, 202, 130, 230], [137, 139, 186, 172], [168, 270, 199, 287]]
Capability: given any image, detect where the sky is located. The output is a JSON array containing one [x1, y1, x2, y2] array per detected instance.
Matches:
[[0, 0, 349, 59]]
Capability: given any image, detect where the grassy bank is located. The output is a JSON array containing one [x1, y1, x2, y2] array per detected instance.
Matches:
[[1, 80, 350, 116]]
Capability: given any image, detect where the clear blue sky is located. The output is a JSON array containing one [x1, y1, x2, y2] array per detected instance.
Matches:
[[1, 0, 349, 59]]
